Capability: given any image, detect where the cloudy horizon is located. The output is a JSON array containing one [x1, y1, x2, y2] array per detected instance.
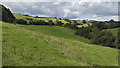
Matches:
[[1, 2, 118, 21]]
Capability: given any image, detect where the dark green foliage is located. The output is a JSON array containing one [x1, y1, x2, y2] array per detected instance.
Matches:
[[24, 14, 29, 16], [26, 18, 33, 21], [55, 20, 63, 26], [63, 23, 70, 27], [24, 19, 55, 26], [75, 25, 117, 48], [63, 23, 79, 30], [58, 18, 61, 20], [76, 20, 119, 48], [105, 36, 115, 47], [32, 20, 49, 25], [35, 16, 39, 18], [29, 20, 49, 25], [33, 20, 41, 25], [109, 19, 115, 22], [1, 4, 15, 22], [75, 27, 92, 39], [64, 19, 69, 22], [64, 19, 71, 23], [91, 31, 115, 47], [29, 20, 33, 25], [112, 28, 120, 49], [91, 36, 108, 45], [83, 20, 86, 24], [54, 17, 57, 19], [13, 19, 27, 25], [92, 22, 107, 29], [118, 29, 120, 48], [72, 20, 79, 25], [48, 20, 55, 26], [92, 20, 120, 29], [69, 24, 79, 30]]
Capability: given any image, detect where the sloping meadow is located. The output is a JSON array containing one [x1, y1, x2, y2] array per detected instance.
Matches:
[[2, 22, 118, 66]]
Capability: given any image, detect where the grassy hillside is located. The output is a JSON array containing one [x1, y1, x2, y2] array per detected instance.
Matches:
[[13, 14, 69, 24], [13, 14, 90, 28], [105, 28, 119, 37], [2, 21, 118, 66], [19, 25, 90, 43]]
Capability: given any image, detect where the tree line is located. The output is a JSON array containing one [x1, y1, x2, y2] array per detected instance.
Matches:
[[13, 18, 55, 26], [12, 17, 79, 30], [75, 20, 120, 49]]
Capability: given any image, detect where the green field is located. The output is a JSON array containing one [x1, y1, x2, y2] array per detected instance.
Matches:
[[2, 21, 118, 66]]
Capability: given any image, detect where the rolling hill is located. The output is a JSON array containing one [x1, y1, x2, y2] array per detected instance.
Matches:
[[2, 21, 118, 66], [1, 4, 119, 66], [105, 28, 119, 37], [13, 14, 90, 28]]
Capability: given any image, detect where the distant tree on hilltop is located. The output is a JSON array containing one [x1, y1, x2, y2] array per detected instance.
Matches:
[[83, 20, 86, 24]]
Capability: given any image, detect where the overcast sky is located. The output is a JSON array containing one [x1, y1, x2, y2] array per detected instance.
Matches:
[[1, 2, 118, 21]]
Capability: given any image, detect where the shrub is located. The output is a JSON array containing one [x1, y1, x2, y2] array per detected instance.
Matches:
[[48, 20, 55, 26], [75, 27, 92, 38], [56, 20, 63, 26], [13, 19, 27, 25], [83, 20, 86, 24], [35, 16, 39, 18]]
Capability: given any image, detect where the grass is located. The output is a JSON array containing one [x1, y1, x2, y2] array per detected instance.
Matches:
[[2, 21, 118, 66], [105, 28, 119, 37], [19, 25, 90, 43]]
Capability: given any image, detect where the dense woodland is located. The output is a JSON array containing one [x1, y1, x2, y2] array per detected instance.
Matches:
[[75, 20, 120, 49], [1, 4, 120, 49]]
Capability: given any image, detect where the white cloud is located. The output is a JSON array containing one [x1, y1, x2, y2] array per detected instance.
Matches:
[[53, 2, 61, 5], [1, 0, 119, 2], [1, 2, 118, 21]]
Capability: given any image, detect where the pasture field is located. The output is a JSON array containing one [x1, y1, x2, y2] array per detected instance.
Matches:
[[2, 21, 118, 66]]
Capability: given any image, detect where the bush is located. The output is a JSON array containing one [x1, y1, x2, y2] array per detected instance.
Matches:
[[64, 19, 71, 23], [72, 20, 79, 25], [26, 18, 33, 21], [90, 31, 115, 47], [56, 20, 63, 26], [63, 23, 78, 30], [32, 20, 49, 25], [75, 26, 117, 48], [92, 21, 120, 29], [48, 20, 55, 26], [75, 27, 92, 38], [83, 20, 86, 24], [13, 19, 27, 25], [29, 20, 33, 25], [58, 18, 61, 20], [35, 16, 39, 18], [118, 29, 120, 44], [24, 14, 29, 16]]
